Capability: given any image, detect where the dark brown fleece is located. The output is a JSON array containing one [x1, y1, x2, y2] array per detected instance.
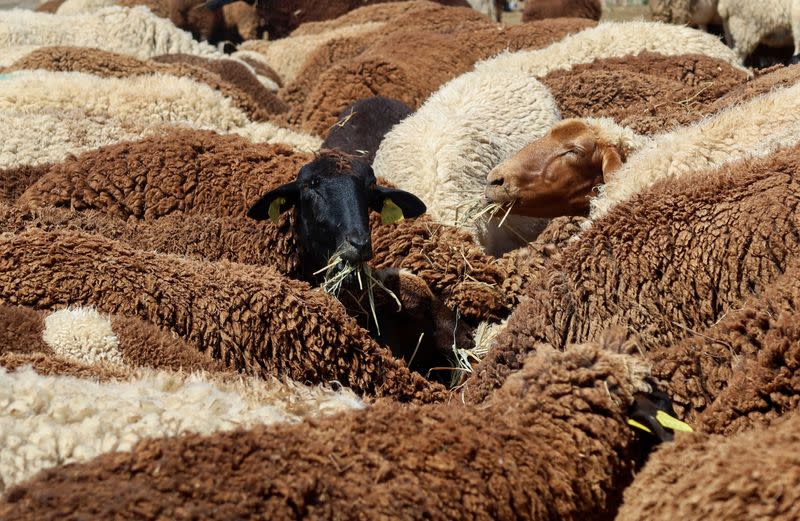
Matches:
[[464, 144, 800, 404], [6, 46, 283, 120], [0, 353, 129, 380], [290, 18, 596, 135], [1, 341, 646, 520], [240, 0, 471, 40], [0, 164, 50, 204], [705, 63, 800, 114], [151, 53, 287, 114], [523, 0, 601, 21], [0, 203, 299, 274], [617, 412, 800, 521], [650, 257, 800, 435], [278, 3, 497, 109], [0, 228, 442, 401], [117, 0, 226, 43], [220, 1, 266, 40], [18, 129, 311, 220], [0, 303, 224, 375], [541, 52, 748, 135], [235, 55, 283, 86]]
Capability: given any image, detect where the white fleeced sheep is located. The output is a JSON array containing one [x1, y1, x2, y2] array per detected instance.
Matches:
[[583, 82, 800, 219], [372, 71, 560, 253], [717, 0, 800, 62], [0, 6, 221, 61], [474, 20, 745, 76], [0, 70, 321, 168], [372, 21, 744, 252], [42, 307, 124, 367], [0, 366, 364, 492]]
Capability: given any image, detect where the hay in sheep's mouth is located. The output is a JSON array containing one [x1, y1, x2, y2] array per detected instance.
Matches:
[[318, 256, 400, 337]]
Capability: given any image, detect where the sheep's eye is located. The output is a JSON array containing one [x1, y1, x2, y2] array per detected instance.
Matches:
[[561, 149, 580, 158]]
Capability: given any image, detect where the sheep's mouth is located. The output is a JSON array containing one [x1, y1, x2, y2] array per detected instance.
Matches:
[[484, 184, 521, 205]]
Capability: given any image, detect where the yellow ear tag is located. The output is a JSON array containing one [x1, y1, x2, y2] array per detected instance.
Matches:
[[627, 418, 653, 434], [656, 411, 694, 433], [381, 198, 405, 224], [268, 197, 286, 223]]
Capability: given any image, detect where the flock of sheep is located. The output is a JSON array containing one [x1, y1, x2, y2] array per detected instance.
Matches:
[[1, 0, 800, 519]]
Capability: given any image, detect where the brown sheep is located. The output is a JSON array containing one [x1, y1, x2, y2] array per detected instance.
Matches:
[[0, 228, 444, 402], [540, 52, 748, 135], [18, 129, 311, 220], [288, 18, 597, 135], [0, 304, 225, 377], [616, 411, 800, 521], [467, 143, 800, 404], [650, 255, 800, 436], [205, 0, 472, 39], [5, 46, 286, 120], [523, 0, 602, 21], [0, 339, 666, 520]]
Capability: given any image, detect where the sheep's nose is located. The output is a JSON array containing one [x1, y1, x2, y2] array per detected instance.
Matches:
[[341, 235, 373, 263], [490, 176, 505, 186]]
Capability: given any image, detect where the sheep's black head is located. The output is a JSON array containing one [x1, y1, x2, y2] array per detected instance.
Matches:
[[247, 151, 426, 281]]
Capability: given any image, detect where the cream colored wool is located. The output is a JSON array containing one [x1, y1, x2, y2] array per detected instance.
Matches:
[[0, 70, 321, 168], [0, 46, 39, 67], [474, 20, 746, 76], [239, 21, 386, 83], [42, 307, 124, 367], [0, 366, 364, 492], [55, 0, 116, 14], [590, 82, 800, 220], [0, 6, 221, 61]]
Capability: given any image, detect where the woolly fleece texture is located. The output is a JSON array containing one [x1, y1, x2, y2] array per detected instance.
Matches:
[[590, 81, 800, 220], [0, 366, 364, 492], [717, 0, 800, 60], [464, 144, 800, 404], [522, 0, 602, 21], [42, 307, 123, 367], [1, 341, 651, 520], [617, 412, 800, 521], [0, 6, 221, 60], [0, 228, 444, 402]]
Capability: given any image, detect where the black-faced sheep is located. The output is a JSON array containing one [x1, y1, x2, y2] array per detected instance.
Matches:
[[0, 340, 683, 520], [522, 0, 602, 21], [467, 143, 800, 404], [617, 411, 800, 521]]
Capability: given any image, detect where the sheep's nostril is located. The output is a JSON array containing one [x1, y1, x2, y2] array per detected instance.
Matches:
[[490, 177, 504, 186]]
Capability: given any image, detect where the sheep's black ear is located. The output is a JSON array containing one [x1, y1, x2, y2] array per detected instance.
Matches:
[[370, 185, 426, 224], [626, 390, 693, 443], [247, 181, 299, 223]]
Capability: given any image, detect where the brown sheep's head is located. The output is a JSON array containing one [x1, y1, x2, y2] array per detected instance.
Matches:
[[484, 119, 631, 218]]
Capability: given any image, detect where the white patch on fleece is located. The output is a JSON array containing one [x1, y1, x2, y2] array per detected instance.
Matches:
[[0, 366, 365, 492], [42, 307, 124, 367]]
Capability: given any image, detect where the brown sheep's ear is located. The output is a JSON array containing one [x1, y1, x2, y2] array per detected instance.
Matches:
[[370, 186, 426, 224], [600, 146, 625, 184], [246, 181, 299, 223]]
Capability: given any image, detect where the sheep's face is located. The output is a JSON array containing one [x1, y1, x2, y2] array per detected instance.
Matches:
[[484, 120, 623, 218], [247, 151, 426, 281]]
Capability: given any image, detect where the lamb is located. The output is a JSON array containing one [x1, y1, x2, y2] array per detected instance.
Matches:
[[485, 81, 800, 222], [539, 52, 748, 135], [0, 227, 445, 402], [523, 0, 602, 22], [290, 18, 596, 136], [0, 6, 222, 61], [372, 20, 744, 251], [204, 0, 472, 39], [717, 0, 800, 64], [466, 143, 800, 404], [0, 70, 319, 169], [321, 96, 413, 164], [5, 46, 287, 121], [616, 411, 800, 521], [0, 340, 684, 519]]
